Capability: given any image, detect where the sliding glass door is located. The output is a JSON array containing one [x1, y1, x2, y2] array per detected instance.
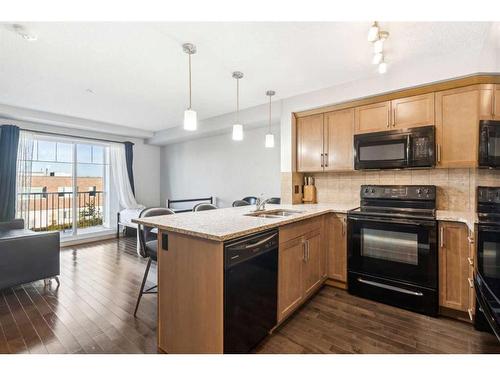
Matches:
[[16, 134, 110, 237]]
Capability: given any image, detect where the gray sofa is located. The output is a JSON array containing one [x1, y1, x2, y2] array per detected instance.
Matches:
[[0, 219, 60, 290]]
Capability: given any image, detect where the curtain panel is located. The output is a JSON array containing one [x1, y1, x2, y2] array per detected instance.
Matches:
[[110, 143, 142, 210], [0, 124, 20, 222], [124, 141, 135, 196]]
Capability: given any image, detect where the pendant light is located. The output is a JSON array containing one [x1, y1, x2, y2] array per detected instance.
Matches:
[[231, 71, 244, 141], [183, 43, 197, 131], [265, 90, 275, 148]]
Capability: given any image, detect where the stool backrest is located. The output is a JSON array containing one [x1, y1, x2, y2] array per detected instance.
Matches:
[[193, 203, 217, 212], [232, 200, 250, 207], [138, 207, 175, 258]]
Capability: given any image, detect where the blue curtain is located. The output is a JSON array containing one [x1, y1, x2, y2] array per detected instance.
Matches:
[[124, 141, 135, 196], [0, 125, 20, 222]]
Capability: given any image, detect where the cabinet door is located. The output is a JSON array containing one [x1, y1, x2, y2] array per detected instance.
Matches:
[[354, 101, 391, 134], [324, 109, 354, 171], [439, 222, 470, 312], [296, 114, 324, 172], [435, 86, 479, 168], [278, 237, 305, 322], [302, 230, 323, 296], [391, 93, 435, 129], [479, 84, 500, 120], [327, 215, 347, 283]]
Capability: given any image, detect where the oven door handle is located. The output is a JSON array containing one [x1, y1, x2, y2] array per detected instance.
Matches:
[[358, 277, 424, 296], [348, 215, 435, 227]]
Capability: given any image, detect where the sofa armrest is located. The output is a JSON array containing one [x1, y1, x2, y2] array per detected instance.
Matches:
[[0, 219, 25, 230]]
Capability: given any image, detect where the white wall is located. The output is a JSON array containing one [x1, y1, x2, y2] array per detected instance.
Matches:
[[161, 126, 281, 208]]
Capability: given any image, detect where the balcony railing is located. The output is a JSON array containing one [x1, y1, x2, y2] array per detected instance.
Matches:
[[16, 191, 104, 232]]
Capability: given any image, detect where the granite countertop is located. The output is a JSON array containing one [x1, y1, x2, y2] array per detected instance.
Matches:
[[436, 210, 478, 232], [133, 203, 357, 242]]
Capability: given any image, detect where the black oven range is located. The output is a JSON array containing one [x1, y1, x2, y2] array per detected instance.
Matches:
[[347, 185, 438, 316]]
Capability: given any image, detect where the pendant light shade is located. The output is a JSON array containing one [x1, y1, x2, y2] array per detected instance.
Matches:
[[231, 71, 244, 141], [232, 124, 243, 141], [265, 133, 275, 148], [265, 90, 276, 148], [184, 109, 197, 131], [183, 43, 197, 131]]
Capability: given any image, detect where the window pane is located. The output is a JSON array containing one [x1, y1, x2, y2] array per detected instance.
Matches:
[[92, 146, 104, 164], [37, 141, 56, 161], [31, 161, 72, 177], [77, 163, 104, 178], [57, 143, 73, 162], [77, 144, 92, 163]]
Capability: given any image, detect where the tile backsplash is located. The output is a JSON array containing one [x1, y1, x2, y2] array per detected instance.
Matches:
[[308, 169, 500, 211]]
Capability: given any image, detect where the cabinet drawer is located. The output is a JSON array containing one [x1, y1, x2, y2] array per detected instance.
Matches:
[[279, 216, 322, 244]]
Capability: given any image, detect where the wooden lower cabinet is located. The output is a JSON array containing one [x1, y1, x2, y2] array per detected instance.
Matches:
[[438, 221, 475, 320], [278, 217, 326, 322], [302, 230, 323, 296], [327, 214, 347, 286], [278, 236, 305, 320]]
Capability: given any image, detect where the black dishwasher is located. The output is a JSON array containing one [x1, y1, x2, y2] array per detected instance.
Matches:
[[224, 229, 278, 353]]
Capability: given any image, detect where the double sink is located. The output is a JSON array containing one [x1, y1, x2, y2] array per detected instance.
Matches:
[[244, 209, 303, 219]]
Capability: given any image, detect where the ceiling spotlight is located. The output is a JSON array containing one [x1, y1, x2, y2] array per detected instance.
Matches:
[[372, 53, 383, 65], [373, 39, 384, 54], [367, 22, 379, 42], [12, 24, 37, 41], [378, 60, 388, 74]]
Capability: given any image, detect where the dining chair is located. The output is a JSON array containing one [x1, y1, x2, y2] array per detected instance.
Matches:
[[193, 203, 217, 212]]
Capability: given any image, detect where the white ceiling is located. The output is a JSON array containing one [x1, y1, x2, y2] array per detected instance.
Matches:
[[0, 22, 494, 136]]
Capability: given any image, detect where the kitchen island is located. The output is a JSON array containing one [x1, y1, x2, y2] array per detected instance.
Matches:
[[133, 203, 354, 354]]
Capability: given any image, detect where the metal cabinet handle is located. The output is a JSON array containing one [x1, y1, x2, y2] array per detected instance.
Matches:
[[324, 153, 328, 167], [436, 144, 441, 163], [387, 105, 391, 128], [468, 278, 474, 288], [467, 257, 474, 266], [342, 217, 346, 236], [468, 308, 474, 321], [439, 226, 444, 248], [302, 240, 306, 262], [320, 153, 324, 168], [306, 240, 310, 262]]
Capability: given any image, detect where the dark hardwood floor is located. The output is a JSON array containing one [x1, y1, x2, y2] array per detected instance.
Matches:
[[0, 236, 498, 354]]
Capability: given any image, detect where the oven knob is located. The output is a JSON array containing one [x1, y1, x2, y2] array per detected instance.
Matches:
[[371, 189, 375, 194], [417, 188, 422, 195]]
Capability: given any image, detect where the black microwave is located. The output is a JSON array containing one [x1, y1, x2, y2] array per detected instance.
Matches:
[[354, 126, 435, 170], [479, 120, 500, 169]]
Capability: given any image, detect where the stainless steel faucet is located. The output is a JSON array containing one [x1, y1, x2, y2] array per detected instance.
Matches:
[[255, 197, 272, 211]]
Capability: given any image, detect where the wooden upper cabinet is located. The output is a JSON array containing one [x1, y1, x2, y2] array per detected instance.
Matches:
[[296, 113, 324, 172], [327, 214, 347, 284], [435, 86, 480, 168], [439, 222, 472, 313], [479, 84, 500, 120], [391, 93, 435, 129], [324, 109, 354, 171], [354, 101, 391, 134]]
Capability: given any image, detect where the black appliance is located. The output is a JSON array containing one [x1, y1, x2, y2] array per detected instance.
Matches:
[[348, 185, 438, 316], [223, 229, 278, 353], [474, 186, 500, 341], [479, 120, 500, 169], [354, 125, 435, 170]]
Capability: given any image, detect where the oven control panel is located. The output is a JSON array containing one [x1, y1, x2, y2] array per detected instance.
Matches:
[[477, 186, 500, 204], [361, 185, 436, 200]]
